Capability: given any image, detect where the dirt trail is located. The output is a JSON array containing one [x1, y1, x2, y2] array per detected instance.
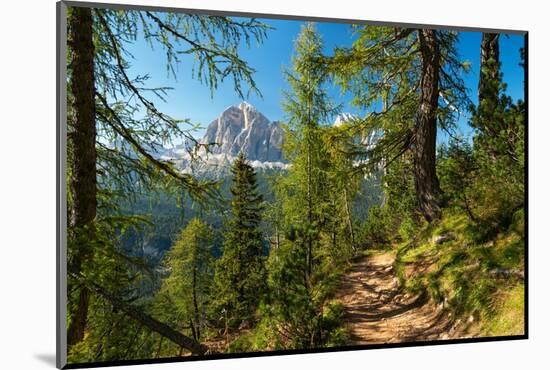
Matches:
[[335, 252, 458, 344]]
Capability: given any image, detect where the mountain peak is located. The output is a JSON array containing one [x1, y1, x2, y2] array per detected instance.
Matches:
[[238, 101, 256, 112], [164, 103, 286, 172]]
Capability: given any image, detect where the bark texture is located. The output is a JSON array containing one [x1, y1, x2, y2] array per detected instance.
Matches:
[[67, 7, 97, 346], [415, 29, 442, 222]]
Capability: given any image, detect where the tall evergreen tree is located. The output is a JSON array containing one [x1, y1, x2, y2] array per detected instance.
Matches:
[[437, 37, 524, 229], [473, 33, 523, 166], [466, 36, 525, 222], [214, 152, 266, 327], [327, 27, 469, 222], [65, 4, 268, 358], [265, 23, 342, 348], [67, 6, 96, 346], [281, 23, 337, 280], [479, 33, 500, 103]]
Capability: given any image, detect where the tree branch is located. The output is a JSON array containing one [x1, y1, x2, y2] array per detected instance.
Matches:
[[68, 267, 211, 355], [96, 93, 218, 201]]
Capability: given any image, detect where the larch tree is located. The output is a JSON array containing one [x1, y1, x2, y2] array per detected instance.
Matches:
[[67, 6, 97, 346], [155, 218, 214, 342], [323, 123, 361, 257], [280, 23, 337, 280], [327, 27, 469, 222], [265, 23, 341, 348], [65, 4, 268, 358]]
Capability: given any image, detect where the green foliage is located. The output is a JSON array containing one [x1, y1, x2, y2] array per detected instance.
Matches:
[[262, 239, 345, 349], [154, 218, 214, 341], [358, 155, 421, 248], [467, 46, 525, 232], [214, 153, 267, 327], [359, 206, 394, 246], [67, 6, 269, 361], [327, 27, 468, 175], [260, 24, 354, 349], [264, 238, 321, 348], [67, 213, 157, 362], [398, 216, 418, 242], [225, 318, 277, 353], [438, 70, 524, 238], [438, 138, 478, 221], [90, 8, 270, 204], [321, 301, 350, 346], [394, 210, 524, 335], [66, 7, 526, 359]]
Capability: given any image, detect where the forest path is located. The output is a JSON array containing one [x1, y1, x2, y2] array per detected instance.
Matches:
[[335, 251, 457, 344]]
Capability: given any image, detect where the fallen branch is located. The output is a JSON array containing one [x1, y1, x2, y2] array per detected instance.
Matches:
[[68, 269, 210, 355]]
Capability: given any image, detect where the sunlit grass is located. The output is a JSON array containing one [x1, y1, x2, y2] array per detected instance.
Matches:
[[484, 283, 525, 336], [393, 208, 525, 334]]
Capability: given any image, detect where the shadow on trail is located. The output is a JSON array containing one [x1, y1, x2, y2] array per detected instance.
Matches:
[[335, 252, 458, 345]]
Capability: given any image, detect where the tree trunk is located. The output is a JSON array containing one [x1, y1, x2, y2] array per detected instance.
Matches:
[[415, 29, 441, 222], [67, 7, 97, 346], [192, 266, 200, 340], [306, 126, 313, 282], [189, 319, 197, 342], [343, 188, 356, 251], [415, 29, 442, 222], [68, 269, 209, 355]]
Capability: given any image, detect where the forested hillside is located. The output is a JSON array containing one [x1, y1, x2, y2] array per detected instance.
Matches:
[[65, 6, 525, 365]]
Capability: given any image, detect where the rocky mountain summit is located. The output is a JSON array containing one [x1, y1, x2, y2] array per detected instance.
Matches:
[[202, 101, 284, 163], [159, 103, 380, 175], [160, 102, 287, 173]]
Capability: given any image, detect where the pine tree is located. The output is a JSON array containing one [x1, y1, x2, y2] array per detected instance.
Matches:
[[437, 37, 524, 231], [472, 33, 524, 167], [214, 152, 266, 327], [466, 36, 525, 224]]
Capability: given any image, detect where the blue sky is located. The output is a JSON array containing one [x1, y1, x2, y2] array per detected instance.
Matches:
[[124, 16, 525, 143]]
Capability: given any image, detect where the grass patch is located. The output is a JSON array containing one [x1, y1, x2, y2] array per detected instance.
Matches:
[[393, 208, 525, 334], [484, 283, 525, 336]]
